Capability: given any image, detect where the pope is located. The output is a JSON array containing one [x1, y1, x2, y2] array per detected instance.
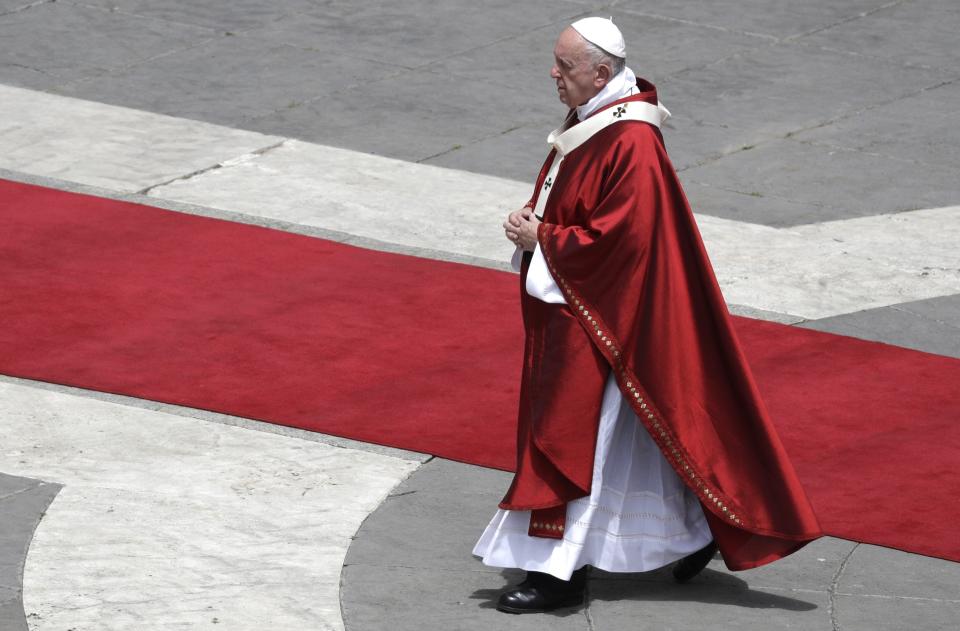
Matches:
[[473, 17, 823, 614]]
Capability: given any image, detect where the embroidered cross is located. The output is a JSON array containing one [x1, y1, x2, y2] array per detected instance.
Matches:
[[544, 177, 552, 190], [613, 105, 627, 118]]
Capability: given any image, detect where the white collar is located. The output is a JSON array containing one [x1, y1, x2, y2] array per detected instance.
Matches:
[[576, 66, 637, 120]]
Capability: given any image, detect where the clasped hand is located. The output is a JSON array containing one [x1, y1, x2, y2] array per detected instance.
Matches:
[[503, 207, 541, 252]]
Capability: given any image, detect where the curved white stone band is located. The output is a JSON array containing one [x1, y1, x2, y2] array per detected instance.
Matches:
[[0, 382, 419, 631]]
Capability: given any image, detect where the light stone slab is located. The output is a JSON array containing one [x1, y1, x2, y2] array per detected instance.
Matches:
[[0, 381, 420, 631], [151, 138, 530, 263], [696, 206, 960, 320], [0, 84, 282, 192]]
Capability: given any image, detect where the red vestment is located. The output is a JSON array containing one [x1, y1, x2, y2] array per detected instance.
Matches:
[[499, 80, 823, 571]]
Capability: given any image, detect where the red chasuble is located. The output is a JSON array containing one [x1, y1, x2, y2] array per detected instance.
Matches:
[[499, 79, 823, 571]]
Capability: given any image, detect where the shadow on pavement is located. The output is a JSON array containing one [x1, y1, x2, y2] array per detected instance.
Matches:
[[469, 566, 817, 614]]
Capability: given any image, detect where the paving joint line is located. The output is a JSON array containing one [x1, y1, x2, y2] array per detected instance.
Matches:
[[0, 484, 42, 504], [416, 123, 530, 164], [614, 6, 779, 42], [789, 40, 955, 75], [828, 542, 860, 631], [751, 582, 960, 605], [404, 6, 606, 74], [137, 139, 287, 195], [889, 305, 960, 332], [58, 33, 227, 93], [836, 591, 960, 605], [676, 73, 960, 180], [682, 177, 834, 213], [65, 0, 290, 38], [64, 0, 223, 34], [0, 0, 53, 17], [791, 137, 956, 172], [2, 62, 59, 79], [583, 571, 597, 631], [775, 74, 960, 144], [242, 5, 612, 121], [784, 0, 910, 42]]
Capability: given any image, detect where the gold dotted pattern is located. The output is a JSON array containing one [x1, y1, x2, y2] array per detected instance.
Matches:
[[531, 522, 565, 532], [545, 254, 742, 526]]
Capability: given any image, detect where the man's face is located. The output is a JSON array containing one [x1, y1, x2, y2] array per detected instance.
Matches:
[[550, 27, 603, 108]]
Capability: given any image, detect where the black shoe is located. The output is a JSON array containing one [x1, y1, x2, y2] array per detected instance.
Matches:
[[672, 541, 718, 583], [496, 568, 587, 614]]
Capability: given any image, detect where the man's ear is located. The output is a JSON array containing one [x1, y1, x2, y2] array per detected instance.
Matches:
[[594, 63, 612, 87]]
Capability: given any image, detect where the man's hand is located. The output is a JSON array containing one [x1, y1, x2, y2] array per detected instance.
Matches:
[[503, 207, 541, 252]]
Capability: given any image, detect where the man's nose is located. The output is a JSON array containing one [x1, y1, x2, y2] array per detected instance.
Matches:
[[550, 65, 560, 79]]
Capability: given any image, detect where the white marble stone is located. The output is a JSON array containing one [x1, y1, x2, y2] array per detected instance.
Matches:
[[0, 84, 282, 193], [0, 381, 419, 631], [152, 138, 528, 263], [697, 206, 960, 319]]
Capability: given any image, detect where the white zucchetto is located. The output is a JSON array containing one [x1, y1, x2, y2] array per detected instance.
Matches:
[[570, 17, 626, 59]]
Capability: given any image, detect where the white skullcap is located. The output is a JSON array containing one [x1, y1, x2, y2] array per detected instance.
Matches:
[[570, 16, 625, 59]]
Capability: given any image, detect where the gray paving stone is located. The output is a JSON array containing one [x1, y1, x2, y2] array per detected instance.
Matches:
[[0, 1, 216, 79], [249, 0, 588, 68], [60, 35, 393, 126], [343, 457, 951, 631], [434, 10, 771, 94], [681, 138, 960, 225], [726, 537, 856, 593], [894, 294, 960, 329], [0, 474, 61, 631], [65, 0, 317, 33], [344, 459, 511, 573], [659, 39, 951, 152], [341, 458, 592, 629], [0, 58, 101, 91], [833, 593, 960, 631], [799, 0, 960, 71], [0, 473, 37, 499], [588, 575, 829, 630], [664, 118, 762, 173], [839, 544, 960, 602], [798, 295, 960, 359], [422, 122, 555, 183], [342, 565, 589, 631], [250, 67, 560, 164], [680, 179, 826, 227], [607, 0, 893, 39], [0, 0, 40, 13], [793, 79, 960, 171]]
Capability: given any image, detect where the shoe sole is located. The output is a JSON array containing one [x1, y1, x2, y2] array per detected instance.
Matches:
[[496, 595, 584, 614]]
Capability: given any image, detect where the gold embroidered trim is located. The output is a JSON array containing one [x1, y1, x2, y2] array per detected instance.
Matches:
[[541, 243, 744, 527]]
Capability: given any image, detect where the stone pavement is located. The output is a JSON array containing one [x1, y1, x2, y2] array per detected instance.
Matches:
[[0, 1, 958, 629]]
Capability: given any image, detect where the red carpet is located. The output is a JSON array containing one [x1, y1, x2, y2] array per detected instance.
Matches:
[[2, 179, 958, 563]]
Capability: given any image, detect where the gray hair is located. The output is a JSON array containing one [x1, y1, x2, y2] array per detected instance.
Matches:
[[582, 39, 625, 77]]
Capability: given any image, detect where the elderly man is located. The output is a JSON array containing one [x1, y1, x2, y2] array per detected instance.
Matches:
[[473, 18, 822, 614]]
